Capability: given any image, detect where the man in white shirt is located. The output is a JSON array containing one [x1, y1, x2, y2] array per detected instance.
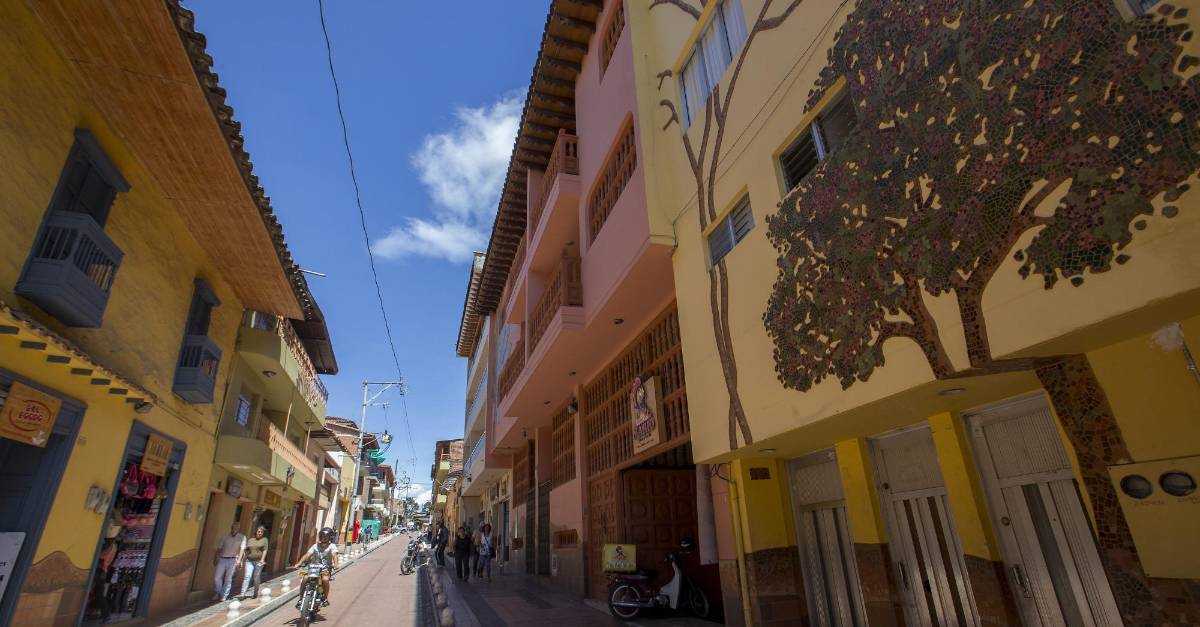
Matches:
[[213, 522, 246, 601]]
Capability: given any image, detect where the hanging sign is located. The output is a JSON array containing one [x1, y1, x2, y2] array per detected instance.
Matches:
[[226, 478, 243, 498], [0, 532, 26, 602], [262, 490, 282, 507], [602, 544, 637, 573], [0, 381, 62, 447], [629, 376, 664, 455], [141, 433, 172, 476]]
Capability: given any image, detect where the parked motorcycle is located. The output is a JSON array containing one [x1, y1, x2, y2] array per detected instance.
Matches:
[[296, 562, 326, 627], [607, 538, 710, 621], [399, 536, 431, 575]]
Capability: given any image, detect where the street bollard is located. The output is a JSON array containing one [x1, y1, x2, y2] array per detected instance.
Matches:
[[435, 592, 447, 610], [440, 607, 455, 626]]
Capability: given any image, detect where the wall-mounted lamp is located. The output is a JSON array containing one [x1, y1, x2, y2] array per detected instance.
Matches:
[[134, 401, 153, 414], [184, 502, 194, 520], [567, 400, 578, 415], [262, 370, 278, 379], [85, 486, 109, 513]]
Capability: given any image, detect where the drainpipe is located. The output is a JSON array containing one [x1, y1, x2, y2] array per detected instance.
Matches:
[[727, 467, 754, 627]]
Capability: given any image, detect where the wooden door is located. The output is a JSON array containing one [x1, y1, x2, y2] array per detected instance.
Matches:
[[622, 469, 697, 583], [587, 472, 620, 598]]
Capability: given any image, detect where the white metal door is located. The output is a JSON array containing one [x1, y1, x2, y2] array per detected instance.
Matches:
[[787, 450, 867, 626], [872, 426, 980, 627], [966, 395, 1122, 627]]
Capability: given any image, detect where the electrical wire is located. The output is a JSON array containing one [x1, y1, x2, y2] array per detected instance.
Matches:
[[316, 0, 418, 464]]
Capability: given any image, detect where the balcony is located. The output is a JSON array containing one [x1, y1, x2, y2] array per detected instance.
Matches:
[[529, 256, 583, 351], [239, 311, 329, 427], [323, 466, 340, 484], [530, 130, 579, 233], [15, 210, 124, 328], [466, 371, 488, 432], [497, 337, 525, 403], [174, 334, 222, 403], [214, 419, 318, 497]]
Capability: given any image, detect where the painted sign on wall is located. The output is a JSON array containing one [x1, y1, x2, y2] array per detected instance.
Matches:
[[0, 381, 61, 447], [141, 433, 171, 476], [602, 543, 637, 573], [629, 376, 663, 455]]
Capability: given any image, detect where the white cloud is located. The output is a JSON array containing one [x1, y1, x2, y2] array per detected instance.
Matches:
[[374, 94, 522, 263], [414, 489, 433, 504]]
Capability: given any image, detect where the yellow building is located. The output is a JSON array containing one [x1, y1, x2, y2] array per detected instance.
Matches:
[[0, 1, 332, 624], [634, 0, 1200, 624]]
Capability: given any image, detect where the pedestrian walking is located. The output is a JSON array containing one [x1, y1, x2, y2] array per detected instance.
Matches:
[[453, 526, 473, 581], [434, 520, 449, 567], [470, 521, 483, 577], [477, 523, 495, 582], [212, 522, 246, 601], [238, 525, 268, 599]]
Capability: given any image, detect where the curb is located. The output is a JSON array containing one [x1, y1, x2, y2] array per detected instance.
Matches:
[[218, 534, 399, 627], [422, 564, 455, 627]]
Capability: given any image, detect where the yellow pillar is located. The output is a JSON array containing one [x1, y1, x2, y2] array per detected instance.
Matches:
[[928, 411, 1001, 560], [834, 438, 887, 544], [729, 458, 804, 623]]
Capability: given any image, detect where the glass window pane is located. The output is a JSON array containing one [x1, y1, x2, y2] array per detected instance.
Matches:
[[683, 54, 708, 126], [818, 96, 858, 156], [700, 18, 730, 93]]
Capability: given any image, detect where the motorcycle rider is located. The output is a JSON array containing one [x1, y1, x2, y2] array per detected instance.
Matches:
[[294, 527, 339, 607]]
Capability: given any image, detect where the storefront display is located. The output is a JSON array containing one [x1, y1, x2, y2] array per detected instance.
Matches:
[[83, 443, 175, 624]]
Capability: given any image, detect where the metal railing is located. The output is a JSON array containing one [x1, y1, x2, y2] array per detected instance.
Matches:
[[466, 370, 488, 421], [465, 436, 485, 474], [529, 256, 583, 351], [33, 211, 122, 293]]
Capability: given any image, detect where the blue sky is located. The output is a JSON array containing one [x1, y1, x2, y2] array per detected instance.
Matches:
[[190, 2, 545, 501]]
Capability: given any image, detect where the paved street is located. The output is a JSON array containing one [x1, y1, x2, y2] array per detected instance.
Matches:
[[250, 534, 429, 627]]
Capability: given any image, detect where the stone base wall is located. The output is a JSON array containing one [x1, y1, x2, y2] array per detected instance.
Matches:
[[853, 542, 904, 626], [964, 553, 1020, 626], [744, 546, 805, 625], [718, 558, 746, 627], [12, 551, 89, 626]]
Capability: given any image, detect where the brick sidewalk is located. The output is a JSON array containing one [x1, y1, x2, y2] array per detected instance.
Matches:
[[433, 554, 715, 627], [155, 532, 402, 627]]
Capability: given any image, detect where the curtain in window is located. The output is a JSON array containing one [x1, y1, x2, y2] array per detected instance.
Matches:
[[682, 53, 708, 126], [722, 0, 748, 55], [700, 16, 731, 93]]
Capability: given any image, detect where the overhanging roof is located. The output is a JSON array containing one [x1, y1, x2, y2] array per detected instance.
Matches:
[[455, 252, 487, 357], [474, 0, 601, 316]]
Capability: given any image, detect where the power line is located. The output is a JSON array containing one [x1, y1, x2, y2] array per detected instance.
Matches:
[[316, 0, 417, 462]]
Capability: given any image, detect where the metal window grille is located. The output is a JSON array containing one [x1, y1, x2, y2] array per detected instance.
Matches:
[[708, 196, 754, 266]]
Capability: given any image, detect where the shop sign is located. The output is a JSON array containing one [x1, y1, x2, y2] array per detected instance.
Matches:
[[227, 478, 243, 498], [263, 490, 282, 507], [0, 382, 62, 448], [629, 376, 664, 455], [0, 532, 26, 601], [140, 433, 172, 476], [602, 543, 637, 573]]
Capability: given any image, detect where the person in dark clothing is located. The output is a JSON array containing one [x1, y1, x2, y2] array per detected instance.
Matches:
[[434, 521, 449, 567], [453, 526, 473, 581]]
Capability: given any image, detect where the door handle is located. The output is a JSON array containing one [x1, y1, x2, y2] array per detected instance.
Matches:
[[1011, 564, 1031, 598]]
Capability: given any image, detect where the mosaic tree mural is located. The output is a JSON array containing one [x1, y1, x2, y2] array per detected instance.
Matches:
[[764, 0, 1200, 392], [655, 0, 806, 449]]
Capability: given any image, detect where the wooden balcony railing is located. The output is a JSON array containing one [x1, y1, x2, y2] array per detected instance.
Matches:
[[257, 420, 319, 481], [529, 256, 583, 351], [531, 130, 579, 233], [511, 236, 528, 280], [587, 122, 637, 243], [497, 336, 526, 403]]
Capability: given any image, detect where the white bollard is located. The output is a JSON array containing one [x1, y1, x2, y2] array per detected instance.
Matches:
[[228, 600, 241, 610], [441, 607, 455, 626], [261, 586, 273, 598]]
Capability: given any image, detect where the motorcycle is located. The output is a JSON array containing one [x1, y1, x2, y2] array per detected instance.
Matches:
[[399, 536, 431, 575], [607, 539, 710, 621], [296, 562, 327, 627]]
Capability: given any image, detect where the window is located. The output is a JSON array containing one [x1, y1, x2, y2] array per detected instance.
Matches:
[[173, 279, 223, 403], [780, 94, 858, 191], [15, 129, 130, 328], [235, 394, 252, 426], [680, 0, 748, 127], [1128, 0, 1161, 15], [708, 196, 754, 265]]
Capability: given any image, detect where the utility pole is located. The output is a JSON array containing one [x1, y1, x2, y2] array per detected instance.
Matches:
[[349, 380, 404, 542]]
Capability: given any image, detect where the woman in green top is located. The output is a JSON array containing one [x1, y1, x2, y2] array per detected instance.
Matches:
[[239, 526, 269, 599]]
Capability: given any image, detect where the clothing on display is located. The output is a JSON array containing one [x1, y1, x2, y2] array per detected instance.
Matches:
[[83, 455, 172, 624]]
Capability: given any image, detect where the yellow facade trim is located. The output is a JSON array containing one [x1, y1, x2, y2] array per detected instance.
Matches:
[[928, 411, 1001, 561], [834, 438, 887, 545]]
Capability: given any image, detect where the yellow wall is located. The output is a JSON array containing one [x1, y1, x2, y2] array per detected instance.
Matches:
[[730, 458, 793, 552], [632, 0, 1200, 464], [0, 0, 252, 573], [834, 438, 886, 545]]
